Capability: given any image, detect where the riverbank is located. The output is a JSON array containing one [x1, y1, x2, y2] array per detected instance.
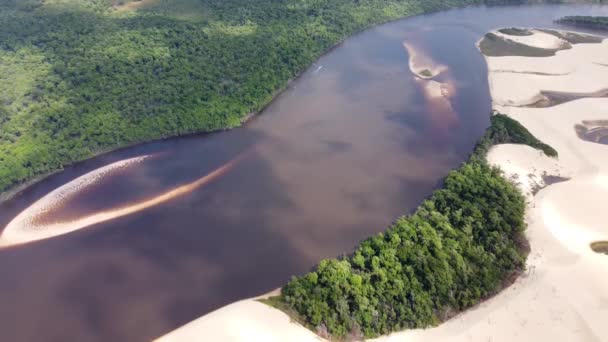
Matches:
[[0, 0, 518, 199], [375, 28, 606, 342], [155, 28, 608, 342]]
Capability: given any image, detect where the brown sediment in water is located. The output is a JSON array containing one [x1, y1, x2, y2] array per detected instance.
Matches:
[[402, 41, 447, 79], [575, 120, 608, 145], [0, 151, 248, 248], [403, 38, 458, 133], [520, 89, 608, 108], [113, 0, 158, 12], [590, 241, 608, 255], [414, 77, 458, 135]]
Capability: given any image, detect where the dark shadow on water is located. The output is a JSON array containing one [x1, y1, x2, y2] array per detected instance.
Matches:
[[0, 4, 607, 342]]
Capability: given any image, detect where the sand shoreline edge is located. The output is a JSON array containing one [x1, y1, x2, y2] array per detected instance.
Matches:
[[0, 2, 497, 205], [154, 27, 608, 342]]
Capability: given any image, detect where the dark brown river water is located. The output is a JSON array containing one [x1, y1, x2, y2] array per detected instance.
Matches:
[[0, 4, 607, 342]]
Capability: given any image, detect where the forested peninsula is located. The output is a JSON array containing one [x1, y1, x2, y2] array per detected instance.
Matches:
[[0, 0, 565, 196], [268, 114, 555, 339], [556, 15, 608, 29]]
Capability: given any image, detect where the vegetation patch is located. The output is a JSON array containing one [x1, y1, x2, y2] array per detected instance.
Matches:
[[536, 28, 604, 44], [478, 32, 568, 57], [498, 27, 533, 36], [114, 0, 159, 12], [575, 120, 608, 145], [419, 69, 434, 78], [272, 112, 557, 339], [590, 241, 608, 255], [0, 0, 564, 196], [472, 113, 558, 160], [556, 16, 608, 31]]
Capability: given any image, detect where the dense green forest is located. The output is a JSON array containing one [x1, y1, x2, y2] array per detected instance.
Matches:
[[557, 15, 608, 29], [472, 112, 557, 159], [0, 0, 572, 194], [274, 114, 556, 339]]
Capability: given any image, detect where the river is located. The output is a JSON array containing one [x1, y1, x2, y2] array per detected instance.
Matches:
[[0, 4, 606, 342]]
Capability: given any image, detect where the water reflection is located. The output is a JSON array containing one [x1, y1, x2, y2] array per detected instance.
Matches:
[[0, 4, 606, 342]]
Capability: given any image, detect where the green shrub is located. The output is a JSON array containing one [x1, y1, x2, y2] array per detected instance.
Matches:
[[0, 0, 554, 194], [279, 112, 555, 339], [472, 113, 558, 160], [556, 16, 608, 30], [498, 27, 532, 36]]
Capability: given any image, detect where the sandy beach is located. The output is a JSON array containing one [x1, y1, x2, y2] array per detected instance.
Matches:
[[402, 42, 448, 79], [0, 152, 246, 248], [404, 41, 459, 133], [0, 155, 151, 247], [494, 29, 568, 49], [155, 29, 608, 342]]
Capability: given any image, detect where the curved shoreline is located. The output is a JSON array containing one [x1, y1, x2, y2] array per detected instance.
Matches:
[[0, 151, 251, 247], [402, 41, 448, 79], [155, 27, 608, 342], [0, 155, 151, 247], [2, 5, 606, 342], [0, 3, 465, 204], [0, 3, 482, 204]]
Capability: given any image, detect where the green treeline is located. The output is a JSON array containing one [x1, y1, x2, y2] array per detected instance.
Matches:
[[557, 15, 608, 29], [472, 112, 557, 160], [278, 114, 555, 339], [0, 0, 562, 194]]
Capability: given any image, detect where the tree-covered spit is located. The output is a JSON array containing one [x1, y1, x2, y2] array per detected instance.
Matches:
[[556, 15, 608, 30], [275, 114, 555, 339]]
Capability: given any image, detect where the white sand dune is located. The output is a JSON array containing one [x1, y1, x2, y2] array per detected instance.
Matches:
[[155, 289, 319, 342], [495, 29, 568, 50], [374, 103, 608, 342], [155, 29, 608, 342], [157, 300, 321, 342], [487, 39, 608, 106], [405, 42, 458, 132], [486, 144, 571, 199], [374, 29, 608, 342]]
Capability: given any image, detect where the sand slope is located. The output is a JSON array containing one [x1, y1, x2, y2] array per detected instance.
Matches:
[[487, 40, 608, 106], [372, 101, 608, 342], [495, 29, 568, 49], [156, 300, 321, 342], [155, 29, 608, 342], [402, 42, 448, 79]]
